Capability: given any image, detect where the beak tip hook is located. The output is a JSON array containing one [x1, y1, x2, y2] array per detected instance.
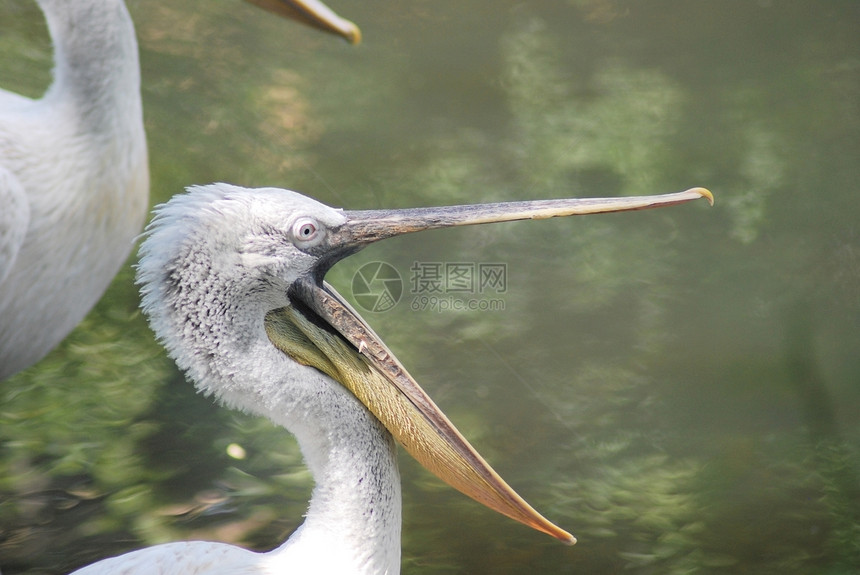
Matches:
[[342, 22, 362, 44], [690, 187, 715, 206]]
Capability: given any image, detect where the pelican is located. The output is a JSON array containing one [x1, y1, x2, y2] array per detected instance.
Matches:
[[71, 183, 712, 573], [0, 0, 358, 380]]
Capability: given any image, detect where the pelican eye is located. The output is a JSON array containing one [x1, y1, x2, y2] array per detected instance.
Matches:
[[290, 217, 323, 246]]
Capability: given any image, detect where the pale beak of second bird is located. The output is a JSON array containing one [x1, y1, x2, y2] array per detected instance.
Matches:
[[266, 188, 713, 544], [245, 0, 362, 44]]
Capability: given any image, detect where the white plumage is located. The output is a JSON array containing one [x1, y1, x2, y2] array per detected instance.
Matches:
[[0, 0, 149, 379]]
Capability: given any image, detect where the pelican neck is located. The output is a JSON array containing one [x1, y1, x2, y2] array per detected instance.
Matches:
[[41, 0, 142, 132]]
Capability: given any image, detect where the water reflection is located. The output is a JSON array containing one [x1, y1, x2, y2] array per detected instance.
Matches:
[[2, 0, 859, 573]]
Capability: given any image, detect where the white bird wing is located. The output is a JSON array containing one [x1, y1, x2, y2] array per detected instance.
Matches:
[[0, 164, 29, 285], [0, 85, 34, 285], [69, 540, 267, 575]]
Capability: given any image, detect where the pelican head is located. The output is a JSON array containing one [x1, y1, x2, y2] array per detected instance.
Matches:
[[136, 183, 711, 569]]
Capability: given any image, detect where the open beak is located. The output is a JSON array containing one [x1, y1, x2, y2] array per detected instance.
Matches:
[[266, 187, 712, 544], [245, 0, 361, 44]]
